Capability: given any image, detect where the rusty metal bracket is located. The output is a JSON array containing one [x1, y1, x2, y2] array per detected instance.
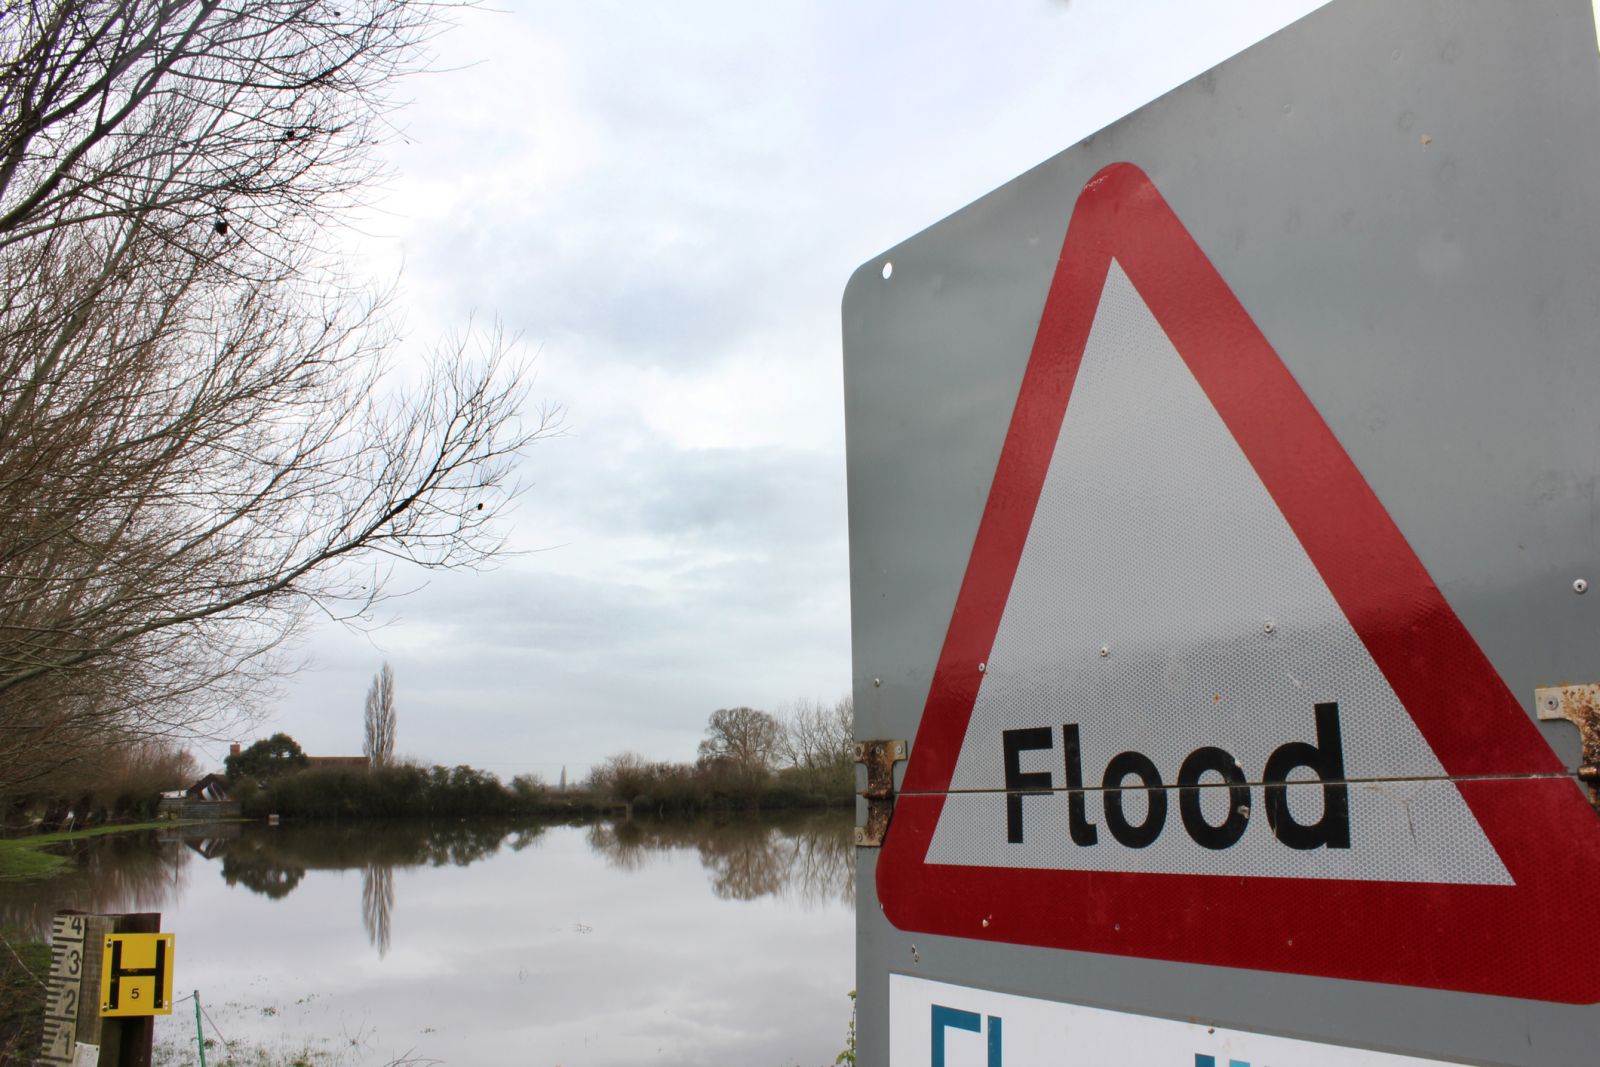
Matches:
[[854, 739, 907, 847], [1535, 684, 1600, 808]]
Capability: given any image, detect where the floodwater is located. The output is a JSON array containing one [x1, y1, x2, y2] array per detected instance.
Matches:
[[2, 812, 856, 1066]]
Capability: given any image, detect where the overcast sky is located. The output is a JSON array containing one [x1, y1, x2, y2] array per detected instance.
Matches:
[[201, 0, 1329, 782]]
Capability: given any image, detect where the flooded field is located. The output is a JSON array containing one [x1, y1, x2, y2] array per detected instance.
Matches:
[[3, 813, 855, 1066]]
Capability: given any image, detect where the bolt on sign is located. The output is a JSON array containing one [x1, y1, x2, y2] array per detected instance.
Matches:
[[843, 1, 1600, 1064], [98, 933, 175, 1017]]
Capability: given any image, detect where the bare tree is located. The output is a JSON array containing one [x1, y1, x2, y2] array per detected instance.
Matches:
[[783, 695, 853, 772], [363, 661, 396, 770], [0, 0, 440, 251], [697, 706, 784, 781], [0, 1, 556, 793]]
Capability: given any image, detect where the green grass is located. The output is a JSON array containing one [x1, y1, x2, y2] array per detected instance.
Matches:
[[0, 926, 49, 1061], [0, 819, 212, 882], [0, 844, 70, 881]]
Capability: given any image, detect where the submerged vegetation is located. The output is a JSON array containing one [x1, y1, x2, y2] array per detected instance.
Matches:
[[0, 820, 195, 882]]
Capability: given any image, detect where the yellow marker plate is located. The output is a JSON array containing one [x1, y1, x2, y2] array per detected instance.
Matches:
[[98, 933, 174, 1017]]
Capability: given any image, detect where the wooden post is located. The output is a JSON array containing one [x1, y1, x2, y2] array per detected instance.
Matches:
[[112, 914, 159, 1067], [74, 916, 115, 1065]]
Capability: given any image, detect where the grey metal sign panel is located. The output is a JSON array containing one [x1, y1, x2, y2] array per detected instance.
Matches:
[[844, 1, 1600, 1063]]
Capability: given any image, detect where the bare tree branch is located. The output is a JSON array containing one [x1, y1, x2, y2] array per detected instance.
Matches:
[[0, 0, 556, 792]]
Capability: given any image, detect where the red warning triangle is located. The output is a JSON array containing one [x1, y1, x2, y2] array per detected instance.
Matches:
[[876, 162, 1600, 1003]]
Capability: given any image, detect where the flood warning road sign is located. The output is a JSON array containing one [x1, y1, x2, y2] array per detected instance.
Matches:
[[873, 162, 1600, 1004]]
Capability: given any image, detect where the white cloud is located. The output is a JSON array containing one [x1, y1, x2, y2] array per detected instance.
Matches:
[[240, 0, 1329, 780]]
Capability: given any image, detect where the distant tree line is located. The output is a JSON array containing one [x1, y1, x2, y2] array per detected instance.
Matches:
[[219, 697, 856, 822], [223, 732, 560, 820], [0, 690, 858, 830], [0, 739, 195, 830], [588, 697, 855, 816], [232, 761, 558, 821]]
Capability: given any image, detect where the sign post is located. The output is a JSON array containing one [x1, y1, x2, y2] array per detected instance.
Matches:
[[43, 913, 168, 1067], [845, 0, 1600, 1062]]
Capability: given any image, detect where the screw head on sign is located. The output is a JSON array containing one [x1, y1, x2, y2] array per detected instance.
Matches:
[[872, 677, 881, 687], [1263, 621, 1276, 635], [977, 662, 986, 673], [1099, 645, 1110, 658], [1575, 578, 1589, 595], [1543, 695, 1562, 713]]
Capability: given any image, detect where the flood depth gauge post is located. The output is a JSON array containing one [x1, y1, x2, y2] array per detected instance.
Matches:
[[844, 2, 1600, 1064], [43, 912, 171, 1067]]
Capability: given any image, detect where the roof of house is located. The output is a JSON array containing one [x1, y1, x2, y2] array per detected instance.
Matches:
[[186, 772, 230, 798]]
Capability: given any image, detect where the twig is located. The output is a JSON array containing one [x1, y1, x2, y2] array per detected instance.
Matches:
[[0, 928, 45, 987]]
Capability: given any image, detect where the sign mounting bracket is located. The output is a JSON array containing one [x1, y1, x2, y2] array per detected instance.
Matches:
[[855, 739, 907, 847]]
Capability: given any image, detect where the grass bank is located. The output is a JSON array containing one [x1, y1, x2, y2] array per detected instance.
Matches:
[[0, 926, 49, 1063], [0, 820, 210, 882]]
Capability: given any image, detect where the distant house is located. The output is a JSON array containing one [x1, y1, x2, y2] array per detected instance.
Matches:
[[186, 773, 230, 801], [159, 772, 241, 820]]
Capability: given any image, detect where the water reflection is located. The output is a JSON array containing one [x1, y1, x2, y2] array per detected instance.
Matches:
[[361, 863, 393, 957], [586, 811, 855, 909], [10, 815, 855, 1065], [5, 812, 853, 956], [0, 829, 191, 938]]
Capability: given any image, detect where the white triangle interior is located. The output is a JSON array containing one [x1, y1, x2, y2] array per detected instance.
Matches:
[[926, 261, 1510, 885]]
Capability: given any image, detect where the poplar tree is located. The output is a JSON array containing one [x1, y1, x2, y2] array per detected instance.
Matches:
[[363, 662, 397, 770]]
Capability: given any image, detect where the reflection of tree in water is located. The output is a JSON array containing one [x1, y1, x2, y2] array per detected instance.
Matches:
[[0, 829, 191, 938], [361, 864, 394, 957], [508, 826, 547, 852], [0, 819, 558, 948], [770, 817, 854, 909], [586, 819, 650, 870], [217, 819, 543, 886], [586, 811, 854, 909], [221, 851, 305, 898], [207, 819, 549, 955], [703, 829, 786, 900]]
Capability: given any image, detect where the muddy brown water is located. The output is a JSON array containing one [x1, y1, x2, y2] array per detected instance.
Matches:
[[4, 812, 855, 1065]]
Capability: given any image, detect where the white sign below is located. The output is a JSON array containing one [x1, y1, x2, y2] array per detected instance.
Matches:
[[889, 975, 1470, 1067]]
